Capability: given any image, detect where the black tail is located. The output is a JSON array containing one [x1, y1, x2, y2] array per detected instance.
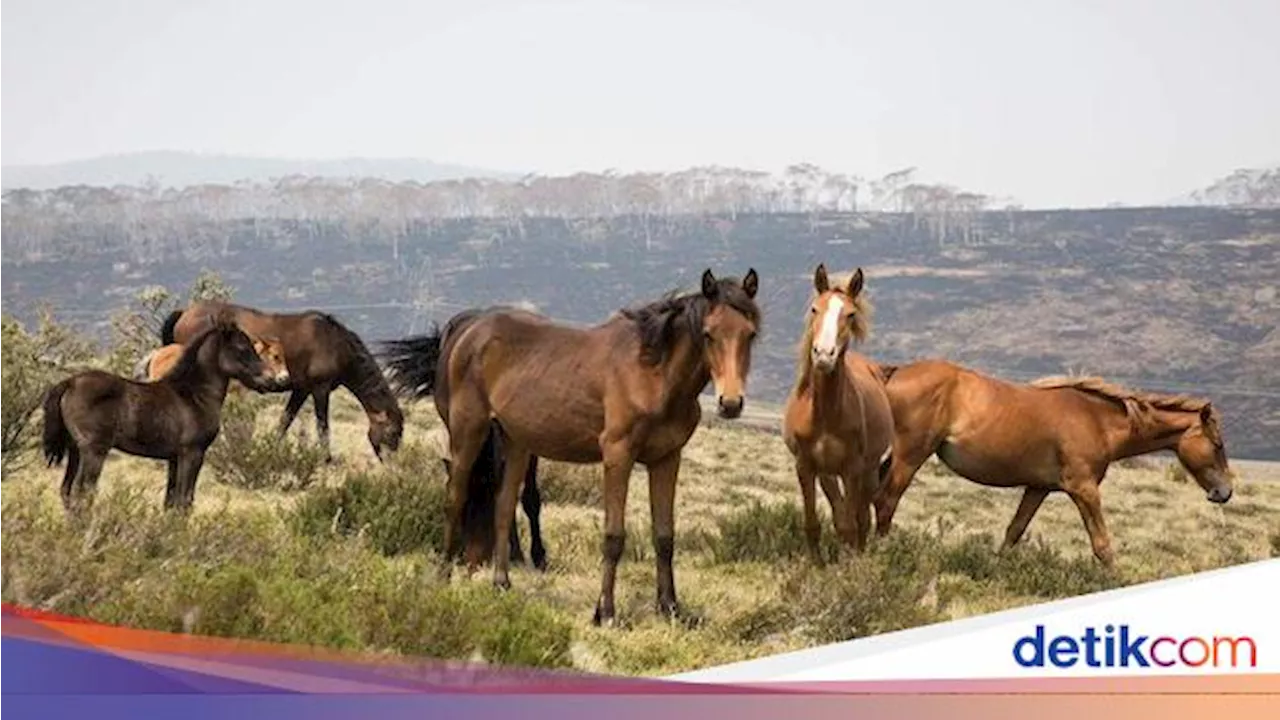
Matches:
[[160, 309, 184, 345], [42, 380, 72, 467], [379, 327, 445, 399]]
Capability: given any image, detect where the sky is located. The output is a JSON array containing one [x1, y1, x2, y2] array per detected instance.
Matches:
[[3, 0, 1279, 208]]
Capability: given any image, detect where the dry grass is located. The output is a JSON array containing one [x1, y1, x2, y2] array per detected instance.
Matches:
[[4, 391, 1279, 676]]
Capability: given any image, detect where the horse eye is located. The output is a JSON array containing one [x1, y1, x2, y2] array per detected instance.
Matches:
[[809, 306, 818, 315]]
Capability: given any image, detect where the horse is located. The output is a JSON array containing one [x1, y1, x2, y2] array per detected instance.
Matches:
[[133, 338, 291, 392], [42, 322, 276, 512], [782, 265, 894, 560], [162, 302, 404, 461], [383, 269, 761, 625], [381, 307, 547, 572], [871, 359, 1234, 565]]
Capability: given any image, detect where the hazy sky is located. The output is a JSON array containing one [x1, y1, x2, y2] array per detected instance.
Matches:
[[3, 0, 1278, 207]]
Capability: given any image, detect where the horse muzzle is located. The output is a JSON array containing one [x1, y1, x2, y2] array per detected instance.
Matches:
[[717, 395, 744, 419], [811, 348, 840, 373], [1207, 486, 1232, 504]]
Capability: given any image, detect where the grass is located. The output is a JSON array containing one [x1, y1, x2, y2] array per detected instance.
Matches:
[[4, 391, 1279, 676]]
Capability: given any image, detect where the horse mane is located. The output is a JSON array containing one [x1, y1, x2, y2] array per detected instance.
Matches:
[[160, 324, 225, 387], [311, 312, 402, 420], [793, 274, 875, 391], [1030, 375, 1221, 436], [619, 278, 760, 366]]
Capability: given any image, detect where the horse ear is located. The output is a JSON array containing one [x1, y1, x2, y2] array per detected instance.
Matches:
[[814, 264, 830, 293], [1200, 404, 1213, 424], [701, 269, 718, 298], [846, 268, 865, 297], [742, 268, 759, 299]]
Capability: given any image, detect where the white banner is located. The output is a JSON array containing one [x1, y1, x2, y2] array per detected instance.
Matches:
[[672, 559, 1278, 683]]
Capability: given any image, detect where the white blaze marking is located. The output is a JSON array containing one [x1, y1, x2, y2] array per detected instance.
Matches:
[[816, 296, 844, 354]]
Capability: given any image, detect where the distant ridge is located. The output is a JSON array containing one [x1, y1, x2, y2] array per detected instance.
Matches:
[[0, 151, 519, 190]]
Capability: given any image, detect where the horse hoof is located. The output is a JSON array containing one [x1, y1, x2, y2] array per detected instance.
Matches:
[[493, 576, 512, 591], [657, 600, 681, 620], [592, 604, 616, 627], [532, 552, 549, 573]]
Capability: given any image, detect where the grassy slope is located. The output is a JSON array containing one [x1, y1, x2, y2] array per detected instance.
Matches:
[[4, 390, 1278, 676]]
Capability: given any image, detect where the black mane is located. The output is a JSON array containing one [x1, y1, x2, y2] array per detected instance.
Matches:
[[161, 324, 225, 387], [619, 277, 761, 366], [312, 312, 401, 418]]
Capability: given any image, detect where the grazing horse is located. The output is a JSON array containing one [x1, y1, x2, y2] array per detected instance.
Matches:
[[162, 302, 404, 461], [133, 338, 291, 392], [384, 269, 761, 625], [42, 322, 274, 511], [782, 265, 893, 559], [872, 360, 1234, 565], [382, 308, 547, 572]]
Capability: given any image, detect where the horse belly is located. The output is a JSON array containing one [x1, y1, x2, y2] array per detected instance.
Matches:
[[936, 440, 1056, 488]]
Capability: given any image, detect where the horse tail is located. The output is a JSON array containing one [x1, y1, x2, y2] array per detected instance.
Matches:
[[379, 327, 446, 399], [42, 380, 72, 468], [160, 309, 184, 345]]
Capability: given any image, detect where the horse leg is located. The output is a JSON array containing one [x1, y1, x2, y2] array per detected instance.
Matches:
[[874, 442, 932, 537], [818, 474, 852, 547], [59, 447, 81, 512], [70, 447, 108, 515], [164, 459, 181, 510], [312, 387, 333, 463], [442, 410, 488, 580], [1000, 486, 1051, 551], [593, 439, 636, 627], [492, 444, 532, 590], [277, 390, 308, 437], [845, 463, 877, 554], [176, 448, 207, 512], [1063, 476, 1115, 566], [522, 457, 548, 572], [795, 458, 824, 564], [647, 451, 682, 619]]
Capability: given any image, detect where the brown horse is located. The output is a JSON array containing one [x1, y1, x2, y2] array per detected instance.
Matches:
[[162, 302, 404, 461], [783, 265, 893, 559], [42, 322, 275, 511], [872, 360, 1235, 565], [381, 307, 548, 572], [384, 269, 761, 625], [134, 338, 291, 392]]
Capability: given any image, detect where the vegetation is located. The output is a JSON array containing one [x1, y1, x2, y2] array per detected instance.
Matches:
[[3, 262, 1278, 677]]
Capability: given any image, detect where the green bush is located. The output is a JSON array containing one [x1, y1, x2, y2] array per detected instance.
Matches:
[[711, 499, 839, 564], [0, 480, 573, 668], [291, 442, 447, 556], [538, 461, 601, 506], [204, 394, 327, 491], [782, 529, 944, 643]]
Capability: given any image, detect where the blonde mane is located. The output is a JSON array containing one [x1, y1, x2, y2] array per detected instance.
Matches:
[[1030, 374, 1221, 437], [792, 272, 874, 393]]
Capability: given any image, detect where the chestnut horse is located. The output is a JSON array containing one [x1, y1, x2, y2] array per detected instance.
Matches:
[[384, 269, 761, 625], [783, 265, 893, 559], [872, 360, 1234, 565], [43, 322, 274, 511], [134, 338, 291, 392], [162, 302, 404, 461], [382, 307, 547, 572]]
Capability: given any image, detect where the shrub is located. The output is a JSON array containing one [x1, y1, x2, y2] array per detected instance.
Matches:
[[1165, 462, 1192, 484], [204, 394, 327, 491], [0, 479, 573, 668], [291, 442, 447, 556], [988, 538, 1119, 598], [782, 529, 944, 643], [538, 461, 600, 506], [711, 499, 839, 564]]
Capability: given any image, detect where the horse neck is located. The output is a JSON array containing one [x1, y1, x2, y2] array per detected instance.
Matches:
[[1108, 404, 1196, 460], [169, 339, 232, 407], [343, 371, 399, 420], [806, 355, 855, 428], [657, 332, 712, 411]]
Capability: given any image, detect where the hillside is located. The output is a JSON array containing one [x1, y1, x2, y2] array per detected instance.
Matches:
[[2, 205, 1277, 458], [0, 151, 515, 190]]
